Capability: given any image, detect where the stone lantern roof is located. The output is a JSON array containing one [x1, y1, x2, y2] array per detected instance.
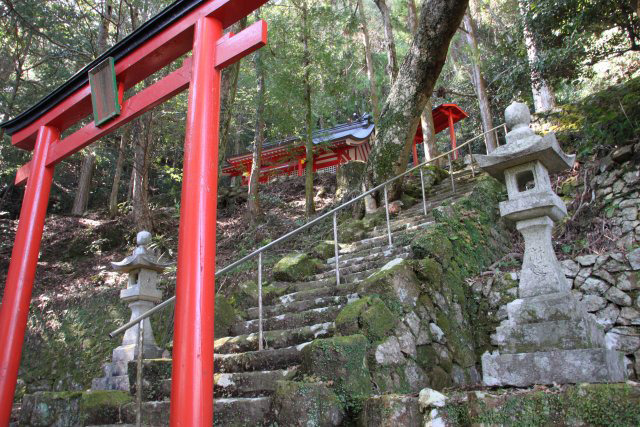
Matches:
[[474, 102, 576, 182], [111, 230, 171, 273]]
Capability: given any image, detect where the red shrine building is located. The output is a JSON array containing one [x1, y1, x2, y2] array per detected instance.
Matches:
[[223, 103, 468, 184]]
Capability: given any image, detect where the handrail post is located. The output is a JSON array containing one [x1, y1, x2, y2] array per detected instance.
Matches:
[[333, 212, 340, 286], [447, 153, 456, 194], [135, 319, 144, 427], [383, 185, 393, 248], [469, 143, 475, 178], [258, 252, 263, 351], [419, 168, 427, 216]]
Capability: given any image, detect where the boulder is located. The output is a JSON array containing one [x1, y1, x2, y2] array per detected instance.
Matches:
[[358, 259, 421, 312], [272, 253, 320, 282], [271, 381, 344, 427], [359, 395, 421, 427], [19, 391, 131, 426], [300, 335, 373, 402], [311, 240, 336, 260], [335, 296, 397, 342]]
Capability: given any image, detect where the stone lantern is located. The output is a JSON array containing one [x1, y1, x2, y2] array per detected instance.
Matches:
[[474, 102, 627, 386], [92, 231, 168, 391]]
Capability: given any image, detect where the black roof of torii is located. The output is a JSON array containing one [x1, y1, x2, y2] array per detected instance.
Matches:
[[0, 0, 206, 136]]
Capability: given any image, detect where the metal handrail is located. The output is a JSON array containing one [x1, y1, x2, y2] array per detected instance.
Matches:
[[110, 123, 507, 339]]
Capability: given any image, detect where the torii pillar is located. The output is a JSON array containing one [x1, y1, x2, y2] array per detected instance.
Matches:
[[0, 2, 268, 425]]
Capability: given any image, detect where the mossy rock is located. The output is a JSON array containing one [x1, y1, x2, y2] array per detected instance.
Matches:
[[361, 211, 386, 230], [359, 394, 421, 427], [335, 296, 398, 342], [368, 364, 413, 395], [339, 218, 368, 243], [429, 365, 453, 391], [358, 259, 421, 313], [414, 257, 443, 287], [443, 383, 640, 426], [271, 381, 345, 426], [410, 226, 453, 268], [400, 193, 417, 209], [272, 253, 320, 282], [300, 334, 373, 406], [19, 390, 131, 425], [215, 295, 236, 337], [311, 240, 336, 260], [128, 359, 172, 401]]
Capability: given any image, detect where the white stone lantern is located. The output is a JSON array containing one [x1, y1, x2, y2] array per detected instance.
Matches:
[[92, 231, 169, 391], [474, 102, 627, 386]]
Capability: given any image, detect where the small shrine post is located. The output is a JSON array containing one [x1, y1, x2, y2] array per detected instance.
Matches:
[[0, 1, 269, 425]]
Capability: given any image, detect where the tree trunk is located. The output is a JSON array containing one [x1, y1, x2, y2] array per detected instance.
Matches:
[[366, 0, 469, 201], [518, 0, 556, 112], [301, 4, 315, 217], [71, 151, 96, 215], [71, 0, 112, 216], [408, 0, 440, 165], [357, 0, 380, 123], [373, 0, 399, 81], [462, 12, 496, 153], [219, 17, 248, 172], [131, 113, 154, 231], [247, 48, 265, 220], [108, 127, 130, 217]]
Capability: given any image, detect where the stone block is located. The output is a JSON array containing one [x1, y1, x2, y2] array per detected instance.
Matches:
[[506, 292, 586, 324], [493, 316, 605, 354], [482, 348, 627, 387], [271, 381, 344, 427], [359, 395, 421, 427], [605, 286, 632, 306]]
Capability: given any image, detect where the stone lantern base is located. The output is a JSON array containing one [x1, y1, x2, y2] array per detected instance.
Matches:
[[481, 291, 627, 387]]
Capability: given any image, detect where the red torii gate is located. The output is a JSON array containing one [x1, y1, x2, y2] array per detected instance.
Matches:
[[0, 1, 268, 425]]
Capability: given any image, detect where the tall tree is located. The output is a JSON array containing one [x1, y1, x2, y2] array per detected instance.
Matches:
[[72, 0, 112, 216], [357, 0, 380, 123], [247, 29, 266, 219], [462, 10, 497, 152], [367, 0, 469, 200], [292, 0, 316, 216], [373, 0, 399, 81], [518, 0, 556, 112], [408, 0, 439, 163], [219, 17, 248, 172]]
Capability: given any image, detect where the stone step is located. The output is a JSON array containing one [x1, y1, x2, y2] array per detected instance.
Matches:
[[370, 221, 434, 238], [326, 244, 411, 267], [246, 294, 357, 320], [123, 397, 272, 426], [215, 322, 335, 354], [313, 252, 410, 280], [152, 368, 298, 401], [269, 260, 383, 293], [215, 343, 309, 373], [274, 282, 359, 306], [231, 304, 343, 336]]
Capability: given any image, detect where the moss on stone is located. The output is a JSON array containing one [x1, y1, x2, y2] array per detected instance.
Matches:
[[272, 252, 320, 282], [214, 295, 236, 337], [311, 240, 336, 260], [443, 383, 640, 426], [339, 218, 368, 243], [336, 296, 398, 342], [429, 366, 453, 391], [414, 257, 443, 287], [410, 226, 454, 268], [359, 259, 421, 314], [271, 380, 345, 426], [300, 334, 373, 409]]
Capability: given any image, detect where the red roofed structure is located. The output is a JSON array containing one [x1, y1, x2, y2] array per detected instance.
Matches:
[[223, 103, 467, 184]]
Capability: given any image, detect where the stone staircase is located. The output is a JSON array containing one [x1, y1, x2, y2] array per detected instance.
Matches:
[[128, 168, 480, 426]]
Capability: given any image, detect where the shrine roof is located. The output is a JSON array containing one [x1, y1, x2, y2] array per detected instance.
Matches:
[[0, 0, 213, 136], [227, 113, 375, 163]]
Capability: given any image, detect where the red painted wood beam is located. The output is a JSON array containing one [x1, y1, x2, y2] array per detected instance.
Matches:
[[11, 0, 268, 151], [171, 15, 221, 427], [15, 58, 193, 186], [0, 126, 59, 425]]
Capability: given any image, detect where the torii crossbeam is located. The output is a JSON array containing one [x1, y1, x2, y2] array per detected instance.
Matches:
[[0, 1, 268, 425]]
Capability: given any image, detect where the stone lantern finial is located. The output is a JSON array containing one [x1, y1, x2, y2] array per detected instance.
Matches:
[[473, 103, 626, 387], [92, 230, 171, 392]]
